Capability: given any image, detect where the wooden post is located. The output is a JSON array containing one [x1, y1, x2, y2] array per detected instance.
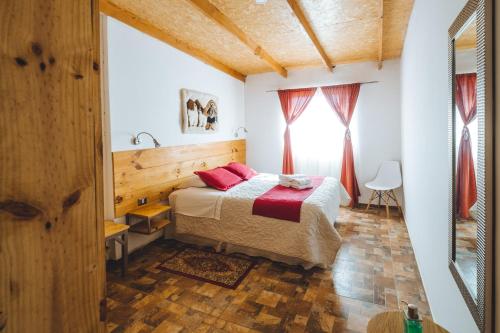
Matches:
[[188, 0, 287, 78], [286, 0, 333, 71], [0, 0, 105, 332]]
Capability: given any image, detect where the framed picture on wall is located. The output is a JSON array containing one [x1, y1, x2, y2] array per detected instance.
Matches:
[[181, 89, 219, 134]]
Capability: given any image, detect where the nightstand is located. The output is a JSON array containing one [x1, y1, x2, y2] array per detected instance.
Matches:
[[126, 204, 171, 235], [104, 220, 130, 276]]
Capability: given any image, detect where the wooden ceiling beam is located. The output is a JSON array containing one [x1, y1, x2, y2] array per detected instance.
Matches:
[[99, 0, 246, 82], [188, 0, 288, 78], [286, 0, 332, 72], [377, 0, 384, 70]]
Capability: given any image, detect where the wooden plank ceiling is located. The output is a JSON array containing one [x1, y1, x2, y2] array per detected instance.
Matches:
[[456, 20, 477, 50], [101, 0, 414, 81]]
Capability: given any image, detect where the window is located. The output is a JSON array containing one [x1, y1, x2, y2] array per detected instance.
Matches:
[[290, 90, 358, 177]]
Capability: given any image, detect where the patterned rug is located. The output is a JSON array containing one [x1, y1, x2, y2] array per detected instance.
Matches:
[[156, 247, 254, 289]]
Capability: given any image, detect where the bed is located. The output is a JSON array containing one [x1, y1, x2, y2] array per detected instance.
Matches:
[[169, 173, 349, 269]]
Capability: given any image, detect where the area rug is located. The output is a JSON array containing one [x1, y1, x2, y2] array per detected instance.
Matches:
[[156, 248, 254, 289]]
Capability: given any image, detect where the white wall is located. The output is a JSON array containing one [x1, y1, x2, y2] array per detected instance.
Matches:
[[400, 0, 478, 332], [104, 16, 245, 253], [456, 48, 477, 74], [244, 60, 402, 204], [107, 17, 245, 153]]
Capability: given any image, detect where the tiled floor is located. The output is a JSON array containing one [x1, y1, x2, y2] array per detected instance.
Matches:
[[106, 207, 430, 333]]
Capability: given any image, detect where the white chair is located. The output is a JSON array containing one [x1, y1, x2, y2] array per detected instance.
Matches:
[[365, 161, 402, 218]]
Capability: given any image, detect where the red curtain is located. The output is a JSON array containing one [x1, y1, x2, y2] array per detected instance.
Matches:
[[278, 88, 317, 174], [456, 73, 477, 219], [321, 83, 361, 207]]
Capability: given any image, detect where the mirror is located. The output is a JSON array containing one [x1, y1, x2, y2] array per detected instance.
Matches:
[[454, 14, 477, 300], [448, 0, 495, 331]]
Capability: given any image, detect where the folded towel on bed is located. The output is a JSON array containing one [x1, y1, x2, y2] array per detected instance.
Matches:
[[279, 174, 312, 189], [279, 174, 308, 182], [284, 178, 311, 186], [281, 182, 313, 190]]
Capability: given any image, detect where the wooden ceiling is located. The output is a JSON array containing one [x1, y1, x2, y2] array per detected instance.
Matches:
[[456, 20, 477, 50], [100, 0, 414, 81]]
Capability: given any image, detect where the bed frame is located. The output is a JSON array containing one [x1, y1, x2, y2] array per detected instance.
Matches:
[[112, 139, 246, 217]]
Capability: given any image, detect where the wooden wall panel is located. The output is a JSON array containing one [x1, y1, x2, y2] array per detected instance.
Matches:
[[0, 0, 105, 332], [113, 140, 246, 217]]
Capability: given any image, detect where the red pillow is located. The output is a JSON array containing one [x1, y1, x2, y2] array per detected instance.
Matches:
[[222, 162, 258, 180], [194, 167, 243, 191]]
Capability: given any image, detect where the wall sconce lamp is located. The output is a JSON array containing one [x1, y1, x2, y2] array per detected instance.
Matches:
[[234, 127, 248, 138], [132, 132, 161, 148]]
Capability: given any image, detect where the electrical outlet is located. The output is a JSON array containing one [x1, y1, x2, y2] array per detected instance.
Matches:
[[137, 197, 148, 206]]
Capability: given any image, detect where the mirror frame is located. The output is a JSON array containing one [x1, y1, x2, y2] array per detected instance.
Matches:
[[448, 0, 494, 331]]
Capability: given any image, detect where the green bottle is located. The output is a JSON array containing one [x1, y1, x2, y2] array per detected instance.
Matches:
[[403, 303, 423, 333]]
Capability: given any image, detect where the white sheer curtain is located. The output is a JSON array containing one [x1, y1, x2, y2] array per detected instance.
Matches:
[[290, 90, 358, 177]]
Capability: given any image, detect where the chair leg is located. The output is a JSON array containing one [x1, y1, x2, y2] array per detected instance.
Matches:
[[391, 190, 403, 218], [366, 190, 376, 211], [384, 191, 390, 218], [379, 191, 390, 218]]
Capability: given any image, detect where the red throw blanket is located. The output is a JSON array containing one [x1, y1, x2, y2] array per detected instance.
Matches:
[[252, 176, 325, 222]]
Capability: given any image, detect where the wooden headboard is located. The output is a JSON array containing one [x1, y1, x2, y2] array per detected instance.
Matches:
[[112, 139, 246, 217]]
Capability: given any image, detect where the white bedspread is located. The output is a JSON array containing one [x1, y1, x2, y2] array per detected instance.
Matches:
[[168, 173, 348, 268], [169, 187, 226, 220]]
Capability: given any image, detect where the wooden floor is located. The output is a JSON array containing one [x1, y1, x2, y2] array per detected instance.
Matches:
[[106, 207, 430, 333], [455, 218, 477, 298]]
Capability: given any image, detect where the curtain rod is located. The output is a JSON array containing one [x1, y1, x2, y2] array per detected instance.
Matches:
[[264, 80, 379, 93]]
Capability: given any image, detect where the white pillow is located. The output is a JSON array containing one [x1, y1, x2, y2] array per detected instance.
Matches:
[[176, 175, 207, 189]]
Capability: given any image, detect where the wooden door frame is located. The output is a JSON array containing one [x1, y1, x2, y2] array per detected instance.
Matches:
[[0, 0, 106, 331]]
